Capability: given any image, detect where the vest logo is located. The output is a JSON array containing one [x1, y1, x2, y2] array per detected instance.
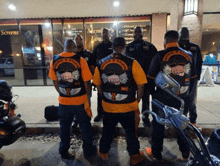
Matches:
[[54, 58, 80, 69], [100, 59, 128, 70], [143, 45, 149, 50], [163, 64, 190, 76], [190, 47, 197, 51], [56, 70, 80, 82], [121, 87, 128, 91], [102, 73, 128, 85], [129, 47, 135, 52]]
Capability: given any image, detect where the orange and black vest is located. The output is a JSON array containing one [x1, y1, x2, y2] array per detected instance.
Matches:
[[53, 54, 86, 98], [148, 46, 194, 96], [97, 53, 137, 104]]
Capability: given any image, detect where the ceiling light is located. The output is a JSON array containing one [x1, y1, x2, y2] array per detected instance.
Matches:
[[184, 0, 198, 15], [45, 22, 50, 27], [113, 21, 118, 26], [8, 4, 16, 11], [113, 1, 120, 7]]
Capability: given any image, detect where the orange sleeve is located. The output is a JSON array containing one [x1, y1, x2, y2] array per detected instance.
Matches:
[[48, 60, 57, 80], [81, 57, 93, 82], [93, 67, 102, 85], [132, 60, 147, 85]]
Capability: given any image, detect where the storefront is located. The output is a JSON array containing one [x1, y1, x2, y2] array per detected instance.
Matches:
[[0, 16, 152, 86], [201, 13, 220, 84]]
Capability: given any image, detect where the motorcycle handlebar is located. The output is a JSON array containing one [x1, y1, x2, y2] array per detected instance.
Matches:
[[152, 99, 165, 111]]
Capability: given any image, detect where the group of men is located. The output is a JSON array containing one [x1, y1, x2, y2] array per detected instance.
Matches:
[[48, 26, 203, 165]]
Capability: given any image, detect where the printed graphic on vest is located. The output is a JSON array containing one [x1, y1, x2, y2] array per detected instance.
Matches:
[[54, 58, 80, 83], [100, 59, 128, 86]]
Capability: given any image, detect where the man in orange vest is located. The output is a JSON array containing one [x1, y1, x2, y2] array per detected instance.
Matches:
[[93, 37, 147, 165], [48, 39, 97, 161]]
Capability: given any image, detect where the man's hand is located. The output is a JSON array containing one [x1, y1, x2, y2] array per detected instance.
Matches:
[[137, 84, 144, 103]]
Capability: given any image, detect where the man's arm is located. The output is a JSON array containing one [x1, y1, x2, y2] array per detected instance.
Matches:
[[53, 80, 59, 93], [90, 46, 98, 74], [147, 53, 161, 95], [137, 84, 144, 103], [84, 80, 92, 99], [96, 85, 103, 97], [196, 46, 203, 80], [149, 44, 158, 58]]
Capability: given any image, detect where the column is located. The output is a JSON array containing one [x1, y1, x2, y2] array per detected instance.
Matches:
[[152, 13, 167, 51]]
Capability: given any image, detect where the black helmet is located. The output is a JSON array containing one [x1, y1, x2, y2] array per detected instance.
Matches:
[[0, 80, 12, 102]]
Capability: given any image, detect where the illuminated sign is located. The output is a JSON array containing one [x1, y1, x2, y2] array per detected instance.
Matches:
[[1, 30, 19, 35]]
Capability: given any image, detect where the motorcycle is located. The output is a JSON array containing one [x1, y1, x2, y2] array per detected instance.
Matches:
[[142, 72, 220, 166], [0, 80, 26, 148]]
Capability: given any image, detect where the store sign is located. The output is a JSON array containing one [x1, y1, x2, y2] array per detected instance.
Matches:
[[1, 30, 19, 35]]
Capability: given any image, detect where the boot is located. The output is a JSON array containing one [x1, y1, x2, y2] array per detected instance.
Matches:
[[130, 151, 144, 166]]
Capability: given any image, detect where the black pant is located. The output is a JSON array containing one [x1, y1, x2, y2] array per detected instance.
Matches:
[[184, 80, 198, 123], [142, 84, 150, 113], [97, 93, 104, 115], [151, 92, 189, 158], [99, 111, 140, 156]]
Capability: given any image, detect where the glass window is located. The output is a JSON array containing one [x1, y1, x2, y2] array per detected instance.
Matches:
[[85, 18, 117, 52], [0, 20, 24, 86], [63, 19, 83, 41], [52, 19, 63, 55], [202, 14, 220, 83], [20, 19, 53, 85], [117, 16, 151, 43]]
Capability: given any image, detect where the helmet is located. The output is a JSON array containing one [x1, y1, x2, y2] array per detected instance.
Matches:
[[0, 80, 12, 102]]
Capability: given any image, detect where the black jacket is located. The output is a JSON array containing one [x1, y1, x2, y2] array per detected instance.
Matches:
[[179, 42, 203, 80], [147, 44, 196, 98], [76, 49, 92, 67], [126, 40, 158, 74], [90, 41, 113, 67]]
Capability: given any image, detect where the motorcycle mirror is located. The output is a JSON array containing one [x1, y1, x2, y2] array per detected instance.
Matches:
[[155, 71, 180, 94], [155, 72, 185, 115]]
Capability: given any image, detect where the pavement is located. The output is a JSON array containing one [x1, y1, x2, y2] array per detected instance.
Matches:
[[0, 84, 218, 166], [12, 83, 220, 136]]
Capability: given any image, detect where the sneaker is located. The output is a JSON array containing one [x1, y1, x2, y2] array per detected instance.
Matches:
[[130, 151, 145, 166], [145, 147, 163, 162], [181, 151, 189, 162], [94, 114, 103, 122], [60, 152, 75, 159], [181, 157, 189, 162], [191, 123, 202, 131], [98, 151, 108, 161]]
